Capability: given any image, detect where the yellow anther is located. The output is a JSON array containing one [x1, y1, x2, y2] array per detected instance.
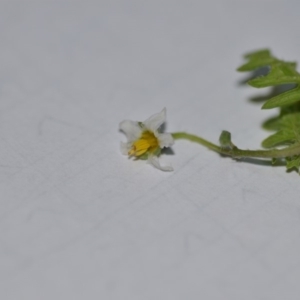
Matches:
[[128, 139, 150, 156], [128, 131, 159, 157]]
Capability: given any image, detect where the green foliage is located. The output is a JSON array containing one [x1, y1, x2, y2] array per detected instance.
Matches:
[[238, 49, 300, 108], [286, 155, 300, 172], [261, 113, 300, 148], [173, 49, 300, 175], [238, 49, 300, 173]]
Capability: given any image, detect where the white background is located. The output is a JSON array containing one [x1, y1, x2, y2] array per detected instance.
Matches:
[[1, 1, 300, 299]]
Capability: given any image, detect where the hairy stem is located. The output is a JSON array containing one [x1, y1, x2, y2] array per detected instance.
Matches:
[[172, 132, 300, 159]]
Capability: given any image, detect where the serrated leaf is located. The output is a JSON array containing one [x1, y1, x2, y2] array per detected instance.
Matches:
[[262, 115, 282, 131], [286, 155, 300, 172], [278, 62, 298, 76], [238, 59, 274, 72], [237, 49, 273, 71], [249, 64, 299, 88], [236, 49, 300, 171], [238, 49, 297, 73], [262, 113, 300, 148], [262, 87, 300, 109], [262, 104, 300, 131], [244, 49, 271, 60], [238, 49, 300, 109], [262, 131, 296, 148]]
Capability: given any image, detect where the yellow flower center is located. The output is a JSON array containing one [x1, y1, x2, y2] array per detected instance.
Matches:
[[128, 131, 159, 157]]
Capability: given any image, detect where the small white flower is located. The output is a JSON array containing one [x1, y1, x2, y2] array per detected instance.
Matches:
[[119, 108, 174, 171]]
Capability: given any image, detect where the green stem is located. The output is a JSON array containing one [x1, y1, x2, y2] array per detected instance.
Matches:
[[172, 132, 300, 159]]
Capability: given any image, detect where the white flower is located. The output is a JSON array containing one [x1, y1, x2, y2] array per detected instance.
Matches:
[[119, 108, 174, 171]]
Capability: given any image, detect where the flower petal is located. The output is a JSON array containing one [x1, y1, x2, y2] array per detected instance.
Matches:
[[157, 133, 174, 148], [148, 154, 173, 172], [119, 120, 142, 142], [143, 108, 166, 132]]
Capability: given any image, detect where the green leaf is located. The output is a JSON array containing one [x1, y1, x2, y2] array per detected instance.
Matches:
[[262, 87, 300, 109], [237, 49, 274, 71], [249, 64, 299, 88], [262, 115, 282, 131], [238, 49, 300, 109], [262, 131, 296, 148], [262, 113, 300, 148], [286, 155, 300, 172], [244, 49, 271, 60], [262, 104, 300, 131], [238, 49, 297, 73]]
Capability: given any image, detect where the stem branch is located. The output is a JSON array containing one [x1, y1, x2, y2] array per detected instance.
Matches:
[[172, 132, 300, 159]]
